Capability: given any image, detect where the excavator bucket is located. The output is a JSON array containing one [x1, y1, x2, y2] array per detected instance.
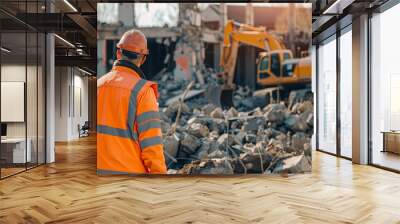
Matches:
[[206, 84, 234, 109], [206, 84, 222, 107], [220, 89, 234, 109]]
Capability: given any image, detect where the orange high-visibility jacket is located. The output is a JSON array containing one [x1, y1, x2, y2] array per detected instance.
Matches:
[[97, 60, 167, 174]]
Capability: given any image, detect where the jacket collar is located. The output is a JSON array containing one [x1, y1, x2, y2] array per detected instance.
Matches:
[[113, 60, 146, 79]]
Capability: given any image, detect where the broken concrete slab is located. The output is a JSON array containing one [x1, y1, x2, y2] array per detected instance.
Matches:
[[272, 155, 311, 174], [187, 122, 209, 138], [161, 121, 171, 134], [264, 103, 287, 124], [210, 107, 225, 119], [164, 101, 191, 120], [163, 134, 180, 164], [244, 133, 257, 144], [201, 103, 218, 115], [288, 89, 313, 110], [190, 139, 210, 160], [291, 132, 310, 151], [304, 142, 312, 157], [187, 159, 234, 175], [216, 133, 241, 150], [181, 133, 201, 154], [284, 114, 309, 132], [242, 117, 266, 132], [226, 107, 239, 118]]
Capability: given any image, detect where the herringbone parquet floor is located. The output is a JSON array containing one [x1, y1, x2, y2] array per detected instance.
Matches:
[[1, 135, 400, 224]]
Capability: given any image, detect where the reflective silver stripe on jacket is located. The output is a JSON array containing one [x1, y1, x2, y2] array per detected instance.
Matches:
[[137, 111, 160, 123], [140, 136, 163, 149], [138, 120, 161, 134], [97, 125, 137, 140], [127, 79, 147, 136]]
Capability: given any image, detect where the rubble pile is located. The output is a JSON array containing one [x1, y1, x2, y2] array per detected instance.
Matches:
[[151, 4, 313, 175], [160, 92, 313, 175]]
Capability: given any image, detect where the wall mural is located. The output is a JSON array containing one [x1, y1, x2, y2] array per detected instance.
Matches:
[[97, 3, 313, 175]]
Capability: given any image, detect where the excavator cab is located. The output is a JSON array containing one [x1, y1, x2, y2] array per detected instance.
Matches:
[[256, 50, 293, 87]]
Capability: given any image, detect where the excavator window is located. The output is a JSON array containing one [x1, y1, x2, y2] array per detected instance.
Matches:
[[271, 53, 281, 77], [259, 57, 269, 71], [259, 56, 269, 79], [283, 63, 295, 77], [284, 52, 291, 60]]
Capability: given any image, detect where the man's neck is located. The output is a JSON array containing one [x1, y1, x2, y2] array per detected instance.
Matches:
[[114, 59, 146, 79]]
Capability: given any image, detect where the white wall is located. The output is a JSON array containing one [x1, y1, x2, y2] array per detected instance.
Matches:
[[54, 67, 89, 141], [1, 63, 46, 164], [1, 65, 37, 138]]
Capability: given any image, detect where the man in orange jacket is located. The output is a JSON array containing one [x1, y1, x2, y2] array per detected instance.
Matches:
[[97, 29, 167, 174]]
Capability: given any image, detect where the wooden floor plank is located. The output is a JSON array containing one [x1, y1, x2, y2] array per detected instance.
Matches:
[[0, 136, 400, 223]]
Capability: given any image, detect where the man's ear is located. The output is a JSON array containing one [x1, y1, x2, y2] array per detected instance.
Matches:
[[139, 55, 146, 66], [116, 49, 122, 60]]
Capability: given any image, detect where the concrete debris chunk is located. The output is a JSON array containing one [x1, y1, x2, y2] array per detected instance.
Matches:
[[161, 121, 171, 134], [164, 101, 190, 120], [163, 134, 180, 165], [216, 133, 241, 150], [303, 142, 312, 157], [264, 103, 287, 124], [191, 139, 210, 160], [208, 130, 220, 141], [226, 107, 239, 118], [272, 155, 311, 174], [288, 89, 313, 110], [291, 132, 310, 151], [284, 114, 308, 132], [208, 149, 225, 159], [182, 159, 234, 175], [181, 133, 201, 154], [201, 103, 218, 115], [188, 122, 209, 138], [244, 133, 257, 144], [242, 117, 266, 132], [210, 107, 225, 119]]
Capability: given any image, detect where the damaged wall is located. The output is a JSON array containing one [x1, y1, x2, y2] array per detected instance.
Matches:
[[142, 38, 176, 79]]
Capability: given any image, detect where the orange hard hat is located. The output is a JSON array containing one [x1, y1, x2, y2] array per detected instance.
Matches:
[[117, 29, 148, 55]]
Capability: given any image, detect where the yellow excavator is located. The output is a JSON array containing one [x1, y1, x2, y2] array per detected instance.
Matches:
[[214, 20, 311, 108]]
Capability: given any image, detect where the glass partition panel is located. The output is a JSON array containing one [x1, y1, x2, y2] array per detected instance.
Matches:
[[0, 0, 46, 179], [27, 31, 38, 169], [317, 36, 337, 154], [371, 4, 400, 171], [339, 28, 352, 158], [38, 32, 45, 165], [1, 31, 27, 177]]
